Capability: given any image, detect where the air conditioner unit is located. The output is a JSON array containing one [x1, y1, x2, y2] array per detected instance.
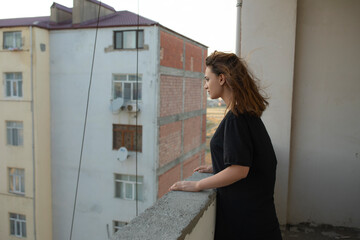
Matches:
[[126, 103, 140, 112]]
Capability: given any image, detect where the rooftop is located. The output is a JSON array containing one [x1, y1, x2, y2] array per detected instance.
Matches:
[[0, 11, 158, 30]]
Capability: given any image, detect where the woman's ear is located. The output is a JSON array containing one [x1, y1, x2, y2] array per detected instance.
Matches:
[[219, 74, 226, 86]]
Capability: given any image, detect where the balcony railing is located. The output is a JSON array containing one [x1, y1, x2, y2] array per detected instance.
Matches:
[[112, 172, 216, 240]]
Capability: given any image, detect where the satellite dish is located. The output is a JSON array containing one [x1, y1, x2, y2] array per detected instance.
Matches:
[[111, 98, 124, 113], [117, 147, 128, 161]]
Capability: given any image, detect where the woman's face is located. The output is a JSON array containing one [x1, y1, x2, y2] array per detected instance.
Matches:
[[204, 66, 223, 99]]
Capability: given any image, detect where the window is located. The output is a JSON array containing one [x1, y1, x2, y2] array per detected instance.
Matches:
[[114, 30, 144, 49], [9, 168, 25, 195], [10, 213, 26, 237], [6, 121, 23, 146], [113, 220, 128, 233], [5, 73, 23, 98], [3, 31, 22, 50], [113, 74, 142, 101], [115, 174, 143, 200], [113, 124, 142, 151]]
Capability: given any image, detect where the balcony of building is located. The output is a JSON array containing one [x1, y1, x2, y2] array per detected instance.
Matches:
[[112, 172, 360, 240]]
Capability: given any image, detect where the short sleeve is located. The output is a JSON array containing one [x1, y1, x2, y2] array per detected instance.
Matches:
[[223, 114, 253, 167]]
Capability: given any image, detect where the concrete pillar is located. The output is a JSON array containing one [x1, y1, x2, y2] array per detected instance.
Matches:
[[241, 0, 298, 224]]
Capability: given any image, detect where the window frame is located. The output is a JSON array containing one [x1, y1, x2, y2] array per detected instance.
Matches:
[[9, 213, 26, 238], [5, 72, 23, 98], [8, 168, 25, 195], [112, 74, 142, 101], [113, 220, 128, 233], [114, 174, 143, 201], [3, 31, 22, 50], [114, 30, 144, 50], [6, 121, 24, 146]]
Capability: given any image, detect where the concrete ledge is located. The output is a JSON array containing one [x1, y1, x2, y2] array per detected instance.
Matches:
[[112, 172, 216, 240]]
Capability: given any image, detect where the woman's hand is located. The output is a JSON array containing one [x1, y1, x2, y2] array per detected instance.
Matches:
[[169, 181, 201, 192], [194, 165, 213, 173]]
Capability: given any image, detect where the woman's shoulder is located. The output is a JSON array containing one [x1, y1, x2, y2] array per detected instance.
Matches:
[[227, 110, 257, 121]]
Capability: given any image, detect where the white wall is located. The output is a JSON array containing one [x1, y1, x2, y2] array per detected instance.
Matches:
[[288, 0, 360, 227], [50, 26, 159, 240], [242, 0, 360, 228], [241, 0, 298, 224]]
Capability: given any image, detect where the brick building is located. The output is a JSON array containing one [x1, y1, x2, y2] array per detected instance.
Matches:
[[1, 0, 207, 239]]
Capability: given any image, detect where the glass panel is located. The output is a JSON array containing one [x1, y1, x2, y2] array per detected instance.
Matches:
[[19, 214, 25, 220], [15, 174, 19, 191], [7, 128, 12, 145], [137, 31, 144, 48], [16, 221, 21, 235], [125, 183, 133, 199], [22, 221, 26, 237], [18, 80, 23, 97], [4, 32, 13, 49], [18, 127, 23, 146], [10, 218, 15, 234], [113, 74, 127, 81], [124, 83, 131, 100], [12, 81, 17, 96], [128, 75, 137, 81], [6, 73, 14, 79], [132, 82, 142, 100], [137, 183, 143, 201], [123, 31, 136, 49], [15, 32, 22, 49], [113, 82, 122, 99], [115, 182, 121, 198], [12, 128, 19, 146], [15, 72, 22, 79], [115, 32, 122, 49], [129, 175, 136, 181], [21, 172, 25, 193], [119, 175, 128, 180], [9, 174, 14, 192], [6, 81, 11, 97]]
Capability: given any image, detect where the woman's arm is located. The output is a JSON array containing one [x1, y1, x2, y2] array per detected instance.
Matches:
[[169, 165, 249, 192]]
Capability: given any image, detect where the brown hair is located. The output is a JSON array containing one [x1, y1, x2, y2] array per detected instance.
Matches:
[[205, 51, 268, 117]]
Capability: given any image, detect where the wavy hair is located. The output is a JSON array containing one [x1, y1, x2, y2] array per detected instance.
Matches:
[[205, 51, 268, 117]]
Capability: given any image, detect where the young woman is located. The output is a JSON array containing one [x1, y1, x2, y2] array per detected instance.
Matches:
[[170, 51, 282, 239]]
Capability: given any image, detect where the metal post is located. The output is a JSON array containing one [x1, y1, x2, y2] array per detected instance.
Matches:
[[236, 0, 243, 57]]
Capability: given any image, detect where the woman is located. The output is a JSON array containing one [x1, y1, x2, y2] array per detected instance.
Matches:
[[170, 51, 282, 240]]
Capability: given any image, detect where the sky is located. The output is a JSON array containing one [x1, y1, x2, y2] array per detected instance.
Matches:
[[0, 0, 237, 54]]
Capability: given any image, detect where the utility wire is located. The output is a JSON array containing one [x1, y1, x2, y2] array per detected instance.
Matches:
[[135, 0, 140, 217], [69, 2, 102, 240]]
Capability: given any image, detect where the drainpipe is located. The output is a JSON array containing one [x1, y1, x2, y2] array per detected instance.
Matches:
[[236, 0, 243, 57], [30, 24, 37, 240]]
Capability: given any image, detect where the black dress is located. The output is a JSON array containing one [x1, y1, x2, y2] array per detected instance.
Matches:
[[210, 110, 282, 240]]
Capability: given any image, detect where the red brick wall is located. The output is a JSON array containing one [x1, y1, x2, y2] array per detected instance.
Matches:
[[183, 116, 202, 154], [158, 30, 208, 199], [158, 164, 181, 198], [185, 42, 203, 72], [203, 49, 208, 73], [202, 87, 207, 109], [159, 121, 182, 167], [202, 114, 206, 144], [183, 153, 201, 179], [160, 75, 183, 117], [184, 78, 202, 112], [160, 31, 183, 69]]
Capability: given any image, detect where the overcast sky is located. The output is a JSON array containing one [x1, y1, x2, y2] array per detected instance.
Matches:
[[0, 0, 237, 54]]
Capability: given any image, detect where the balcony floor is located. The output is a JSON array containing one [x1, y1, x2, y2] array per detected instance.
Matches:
[[282, 223, 360, 240]]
